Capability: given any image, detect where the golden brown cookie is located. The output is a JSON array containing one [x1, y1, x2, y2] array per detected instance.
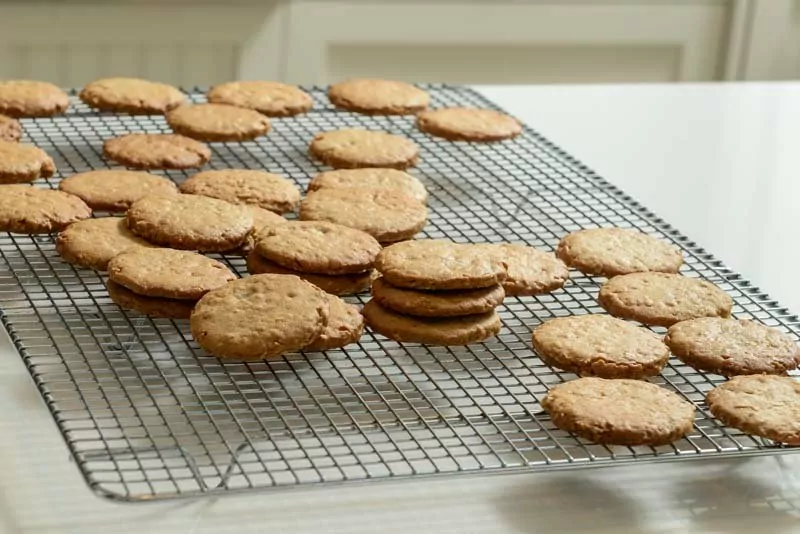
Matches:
[[0, 81, 69, 118], [0, 185, 91, 234], [304, 294, 364, 352], [299, 187, 427, 244], [309, 129, 419, 170], [207, 81, 313, 117], [665, 318, 800, 376], [107, 280, 195, 319], [0, 115, 21, 142], [0, 141, 55, 184], [246, 251, 376, 296], [59, 169, 178, 212], [56, 217, 153, 271], [707, 375, 800, 444], [179, 169, 299, 214], [226, 206, 288, 256], [532, 314, 669, 379], [166, 103, 270, 142], [190, 274, 329, 360], [79, 77, 185, 114], [557, 228, 684, 277], [108, 247, 235, 300], [417, 108, 521, 142], [371, 277, 504, 317], [103, 134, 211, 170], [307, 168, 427, 204], [488, 243, 569, 296], [598, 273, 733, 327], [328, 79, 430, 115]]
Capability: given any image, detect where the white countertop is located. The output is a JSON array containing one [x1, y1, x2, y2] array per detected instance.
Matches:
[[2, 82, 800, 533]]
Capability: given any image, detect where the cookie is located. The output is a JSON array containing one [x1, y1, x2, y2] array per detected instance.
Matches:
[[0, 141, 56, 184], [0, 114, 21, 142], [190, 274, 329, 360], [665, 317, 800, 376], [309, 129, 419, 170], [0, 185, 91, 234], [598, 273, 733, 327], [304, 294, 364, 352], [255, 221, 381, 275], [488, 243, 569, 296], [416, 108, 521, 142], [328, 79, 430, 115], [0, 81, 69, 118], [179, 169, 300, 214], [557, 228, 683, 277], [79, 77, 185, 114], [371, 277, 504, 317], [107, 280, 195, 319], [103, 134, 211, 170], [126, 194, 252, 252], [166, 103, 270, 142], [375, 239, 507, 290], [108, 247, 235, 300], [532, 314, 669, 379], [246, 251, 375, 295], [226, 206, 288, 256], [542, 377, 695, 446], [707, 375, 800, 444], [299, 187, 427, 244], [308, 168, 427, 204], [59, 169, 178, 212], [207, 81, 313, 117], [363, 300, 501, 345], [56, 217, 153, 271]]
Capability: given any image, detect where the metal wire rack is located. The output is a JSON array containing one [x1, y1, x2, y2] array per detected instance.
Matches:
[[0, 85, 797, 502]]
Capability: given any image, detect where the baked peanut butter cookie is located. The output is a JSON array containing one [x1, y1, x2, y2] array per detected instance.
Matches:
[[309, 129, 419, 169], [166, 103, 270, 142], [59, 169, 178, 212], [56, 217, 153, 271], [80, 77, 185, 114], [0, 141, 55, 183], [0, 185, 90, 233], [103, 134, 211, 170], [304, 294, 364, 352], [371, 277, 504, 317], [0, 114, 21, 142], [107, 279, 196, 319], [328, 79, 429, 115], [245, 251, 376, 295], [488, 243, 569, 296], [0, 81, 69, 118], [308, 168, 427, 204], [417, 107, 521, 142], [179, 169, 300, 214], [207, 81, 313, 117]]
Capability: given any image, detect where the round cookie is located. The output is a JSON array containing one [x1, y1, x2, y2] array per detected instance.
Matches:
[[371, 277, 504, 317], [0, 81, 69, 118], [227, 206, 288, 256], [0, 115, 21, 142], [299, 187, 427, 244], [557, 227, 684, 277], [0, 185, 91, 234], [246, 251, 376, 296], [375, 239, 507, 290], [179, 169, 300, 214], [59, 169, 178, 212], [542, 378, 695, 446], [207, 81, 313, 117], [255, 221, 381, 275], [108, 247, 235, 300], [417, 108, 521, 142], [598, 272, 733, 327], [56, 217, 153, 271], [328, 79, 430, 115], [166, 103, 270, 142], [107, 280, 195, 319], [488, 243, 569, 296], [665, 317, 800, 376], [190, 274, 330, 360], [79, 77, 185, 114], [363, 300, 501, 346], [308, 168, 427, 204], [103, 134, 211, 170], [126, 194, 252, 252], [304, 294, 364, 352], [707, 375, 800, 444], [0, 141, 55, 183], [532, 314, 669, 379], [309, 129, 419, 170]]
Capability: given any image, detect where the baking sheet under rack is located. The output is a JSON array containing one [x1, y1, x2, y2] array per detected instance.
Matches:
[[0, 85, 797, 502]]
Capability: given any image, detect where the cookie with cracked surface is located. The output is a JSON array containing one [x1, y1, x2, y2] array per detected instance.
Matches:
[[328, 79, 430, 115], [308, 168, 427, 204], [417, 107, 521, 142], [246, 251, 376, 295], [59, 169, 178, 212], [103, 134, 211, 170], [665, 317, 800, 376], [166, 103, 270, 142], [190, 274, 330, 360], [488, 243, 569, 296], [707, 375, 800, 444], [309, 129, 419, 170], [0, 115, 21, 142], [304, 294, 364, 352], [79, 77, 185, 114], [126, 194, 252, 252], [0, 141, 55, 184], [0, 185, 90, 234], [532, 314, 669, 379], [371, 277, 504, 317], [542, 377, 695, 446], [107, 280, 195, 319], [179, 169, 299, 214], [56, 217, 153, 271], [207, 81, 313, 117], [299, 187, 427, 244], [0, 80, 69, 118], [557, 227, 683, 277]]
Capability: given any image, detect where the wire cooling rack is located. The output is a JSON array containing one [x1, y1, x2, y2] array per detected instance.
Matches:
[[0, 86, 798, 502]]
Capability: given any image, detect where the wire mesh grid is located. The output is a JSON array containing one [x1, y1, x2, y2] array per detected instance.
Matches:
[[0, 85, 797, 502]]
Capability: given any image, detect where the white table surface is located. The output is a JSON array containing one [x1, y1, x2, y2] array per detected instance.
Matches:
[[2, 82, 800, 534]]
